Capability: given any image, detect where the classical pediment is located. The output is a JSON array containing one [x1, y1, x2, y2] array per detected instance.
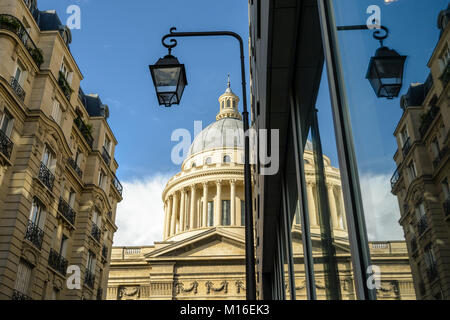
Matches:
[[144, 228, 246, 259]]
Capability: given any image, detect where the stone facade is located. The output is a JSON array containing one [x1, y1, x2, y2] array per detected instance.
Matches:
[[391, 6, 450, 300], [107, 83, 415, 300], [0, 0, 122, 300]]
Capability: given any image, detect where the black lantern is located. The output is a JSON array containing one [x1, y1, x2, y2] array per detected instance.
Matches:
[[149, 54, 187, 107], [366, 46, 406, 99]]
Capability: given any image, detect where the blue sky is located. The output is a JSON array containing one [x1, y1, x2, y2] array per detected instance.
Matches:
[[39, 0, 250, 181]]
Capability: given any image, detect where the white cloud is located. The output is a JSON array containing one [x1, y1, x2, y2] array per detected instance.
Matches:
[[359, 173, 405, 241], [113, 173, 174, 246]]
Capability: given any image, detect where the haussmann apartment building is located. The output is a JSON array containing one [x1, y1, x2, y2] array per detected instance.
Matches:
[[0, 0, 123, 300]]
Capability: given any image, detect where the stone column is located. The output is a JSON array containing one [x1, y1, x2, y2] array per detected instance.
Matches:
[[202, 183, 208, 227], [171, 192, 178, 236], [215, 180, 222, 227], [179, 189, 186, 232], [166, 197, 173, 238], [338, 188, 347, 230], [306, 182, 317, 227], [163, 200, 169, 239], [230, 180, 236, 226], [190, 185, 196, 229], [327, 184, 339, 229]]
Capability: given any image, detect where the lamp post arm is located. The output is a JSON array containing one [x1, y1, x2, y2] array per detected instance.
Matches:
[[161, 27, 256, 300], [336, 25, 389, 46]]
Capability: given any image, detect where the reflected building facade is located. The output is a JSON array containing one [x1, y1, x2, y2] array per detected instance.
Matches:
[[391, 5, 450, 300]]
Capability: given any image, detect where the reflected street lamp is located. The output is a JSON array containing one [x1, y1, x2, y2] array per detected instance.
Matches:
[[337, 25, 407, 99], [149, 27, 256, 300]]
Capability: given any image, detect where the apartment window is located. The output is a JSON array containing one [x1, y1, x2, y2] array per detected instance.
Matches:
[[400, 127, 409, 146], [14, 260, 33, 296], [98, 170, 107, 189], [407, 161, 417, 181], [42, 146, 56, 173], [68, 189, 76, 208], [0, 109, 14, 137], [13, 62, 26, 85], [438, 42, 450, 73], [415, 202, 426, 219], [424, 245, 436, 268], [75, 148, 83, 168], [103, 136, 112, 154], [241, 200, 245, 226], [87, 251, 96, 273], [51, 100, 63, 125], [207, 201, 214, 226], [222, 200, 231, 226], [60, 61, 72, 83], [29, 198, 46, 229], [431, 137, 440, 159], [59, 235, 68, 258], [442, 179, 450, 199], [92, 209, 102, 229]]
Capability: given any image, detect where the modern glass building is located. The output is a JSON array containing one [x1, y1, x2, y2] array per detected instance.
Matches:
[[249, 0, 450, 300]]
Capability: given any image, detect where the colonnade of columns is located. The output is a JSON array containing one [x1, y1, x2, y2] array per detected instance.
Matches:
[[163, 179, 243, 239], [305, 181, 347, 231]]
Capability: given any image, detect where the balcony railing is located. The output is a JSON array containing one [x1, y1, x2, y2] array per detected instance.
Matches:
[[426, 262, 439, 282], [58, 197, 76, 226], [58, 71, 73, 100], [390, 167, 402, 189], [102, 146, 111, 166], [25, 219, 44, 250], [74, 117, 94, 148], [0, 14, 43, 67], [12, 290, 32, 300], [10, 76, 26, 101], [112, 173, 123, 197], [444, 199, 450, 217], [91, 223, 101, 243], [419, 105, 440, 137], [48, 248, 68, 276], [38, 162, 55, 190], [0, 129, 13, 160], [402, 137, 412, 158], [67, 157, 83, 179], [418, 215, 429, 236], [432, 146, 449, 170], [102, 245, 108, 260], [84, 269, 95, 289]]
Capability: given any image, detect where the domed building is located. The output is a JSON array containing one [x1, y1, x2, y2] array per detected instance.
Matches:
[[106, 81, 415, 300]]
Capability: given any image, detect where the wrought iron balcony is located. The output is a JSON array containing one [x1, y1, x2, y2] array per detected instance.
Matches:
[[426, 262, 439, 282], [418, 215, 429, 236], [48, 248, 68, 276], [25, 219, 44, 250], [444, 199, 450, 217], [58, 197, 76, 226], [10, 76, 26, 101], [112, 173, 123, 197], [84, 268, 95, 289], [432, 146, 449, 170], [0, 128, 13, 160], [91, 223, 101, 243], [38, 162, 55, 190], [0, 14, 43, 67], [58, 71, 73, 100], [419, 105, 440, 137], [401, 137, 412, 158], [12, 290, 32, 300], [102, 146, 111, 166], [102, 245, 108, 260], [74, 117, 94, 148], [390, 167, 402, 189], [67, 157, 83, 178]]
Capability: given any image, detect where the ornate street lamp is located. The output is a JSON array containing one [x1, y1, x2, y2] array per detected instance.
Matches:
[[337, 25, 407, 99], [149, 28, 256, 300], [149, 54, 187, 107]]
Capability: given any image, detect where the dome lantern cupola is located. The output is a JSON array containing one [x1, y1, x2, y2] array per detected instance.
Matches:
[[216, 75, 242, 121]]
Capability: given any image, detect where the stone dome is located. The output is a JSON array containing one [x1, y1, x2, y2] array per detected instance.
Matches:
[[188, 117, 244, 156]]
